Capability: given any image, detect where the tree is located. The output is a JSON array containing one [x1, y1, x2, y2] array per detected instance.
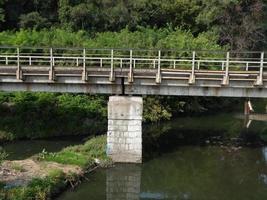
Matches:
[[19, 12, 49, 30], [219, 0, 266, 51], [0, 0, 5, 23], [59, 0, 102, 31], [2, 0, 58, 30], [196, 0, 266, 51]]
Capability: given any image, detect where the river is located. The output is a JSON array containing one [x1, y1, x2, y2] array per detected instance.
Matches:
[[3, 113, 267, 199]]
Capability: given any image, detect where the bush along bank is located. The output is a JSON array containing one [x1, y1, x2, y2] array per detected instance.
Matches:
[[0, 92, 108, 142], [0, 92, 242, 142], [0, 135, 111, 200]]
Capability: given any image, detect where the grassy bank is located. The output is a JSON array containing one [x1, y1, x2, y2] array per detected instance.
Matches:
[[0, 135, 110, 200]]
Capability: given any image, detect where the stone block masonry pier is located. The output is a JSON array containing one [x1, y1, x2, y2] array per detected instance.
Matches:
[[107, 96, 143, 163]]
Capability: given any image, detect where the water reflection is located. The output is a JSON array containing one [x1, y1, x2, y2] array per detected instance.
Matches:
[[106, 164, 141, 200], [58, 146, 267, 200], [2, 137, 84, 160], [57, 113, 267, 200]]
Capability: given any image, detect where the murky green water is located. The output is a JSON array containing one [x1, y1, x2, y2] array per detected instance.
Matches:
[[57, 146, 267, 200], [3, 112, 267, 199], [2, 136, 84, 160], [57, 113, 267, 200]]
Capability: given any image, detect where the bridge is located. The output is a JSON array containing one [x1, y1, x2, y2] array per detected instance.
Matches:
[[1, 46, 267, 163], [0, 47, 267, 97]]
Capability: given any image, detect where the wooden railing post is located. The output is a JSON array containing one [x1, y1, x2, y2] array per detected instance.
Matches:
[[109, 49, 115, 82], [82, 48, 88, 81], [155, 50, 161, 84], [16, 47, 22, 80], [222, 51, 230, 85], [255, 52, 264, 86], [128, 49, 134, 83], [49, 48, 55, 81], [189, 51, 196, 84]]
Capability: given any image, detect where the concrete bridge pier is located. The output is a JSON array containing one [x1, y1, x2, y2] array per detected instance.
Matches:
[[107, 96, 143, 163]]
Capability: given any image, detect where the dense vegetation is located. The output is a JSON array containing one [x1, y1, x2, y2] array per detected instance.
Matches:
[[0, 0, 266, 140], [0, 92, 107, 141], [0, 91, 239, 141], [0, 0, 266, 51], [0, 28, 222, 50]]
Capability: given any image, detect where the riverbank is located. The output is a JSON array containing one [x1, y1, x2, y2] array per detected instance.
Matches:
[[1, 112, 267, 199], [0, 135, 111, 200], [0, 91, 243, 143]]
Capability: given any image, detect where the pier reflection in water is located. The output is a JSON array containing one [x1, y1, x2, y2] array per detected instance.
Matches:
[[51, 113, 267, 199], [106, 164, 141, 200], [58, 146, 267, 200]]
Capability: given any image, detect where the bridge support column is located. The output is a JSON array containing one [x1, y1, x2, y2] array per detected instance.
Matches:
[[107, 96, 143, 163]]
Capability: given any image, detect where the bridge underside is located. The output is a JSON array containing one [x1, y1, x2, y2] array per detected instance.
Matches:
[[1, 82, 267, 98], [0, 66, 267, 98]]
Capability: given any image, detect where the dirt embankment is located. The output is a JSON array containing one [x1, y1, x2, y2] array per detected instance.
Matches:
[[0, 159, 82, 187]]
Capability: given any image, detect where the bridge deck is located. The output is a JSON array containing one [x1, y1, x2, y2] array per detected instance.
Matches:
[[0, 47, 267, 97]]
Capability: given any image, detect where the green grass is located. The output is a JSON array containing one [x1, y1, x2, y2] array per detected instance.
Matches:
[[1, 135, 110, 200], [10, 163, 24, 172], [1, 169, 66, 200], [41, 135, 109, 168], [0, 149, 8, 165]]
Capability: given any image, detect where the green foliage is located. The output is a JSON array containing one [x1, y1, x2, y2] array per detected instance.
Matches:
[[0, 0, 5, 23], [0, 92, 107, 141], [57, 0, 202, 32], [59, 1, 101, 31], [41, 135, 108, 168], [0, 147, 8, 164], [143, 97, 172, 123], [0, 27, 222, 51], [1, 0, 58, 30], [19, 12, 49, 30], [0, 90, 240, 141], [1, 136, 109, 200], [196, 0, 266, 50], [2, 169, 66, 200], [0, 0, 266, 50]]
